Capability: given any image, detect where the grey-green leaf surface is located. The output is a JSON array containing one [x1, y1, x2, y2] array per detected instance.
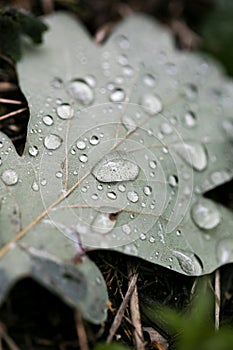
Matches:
[[0, 12, 232, 316]]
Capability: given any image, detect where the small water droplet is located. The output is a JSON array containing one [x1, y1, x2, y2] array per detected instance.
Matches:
[[140, 233, 146, 240], [92, 212, 116, 235], [191, 198, 221, 230], [118, 184, 126, 192], [143, 74, 156, 87], [222, 119, 233, 141], [57, 103, 74, 120], [67, 79, 94, 105], [89, 135, 99, 146], [183, 111, 196, 128], [43, 115, 54, 126], [76, 140, 86, 150], [79, 154, 88, 163], [184, 83, 198, 100], [56, 171, 63, 178], [44, 134, 63, 150], [173, 250, 202, 275], [118, 54, 128, 65], [92, 152, 139, 183], [97, 184, 103, 191], [107, 191, 117, 200], [176, 229, 181, 236], [149, 236, 155, 243], [122, 224, 131, 235], [91, 193, 99, 200], [1, 169, 18, 185], [51, 77, 63, 88], [168, 175, 178, 187], [81, 186, 88, 193], [28, 145, 39, 157], [117, 35, 130, 49], [32, 181, 39, 192], [160, 123, 173, 135], [210, 170, 231, 186], [41, 179, 47, 186], [143, 185, 152, 196], [141, 93, 162, 115], [110, 88, 125, 102], [172, 142, 207, 171], [127, 191, 139, 203], [149, 160, 157, 169]]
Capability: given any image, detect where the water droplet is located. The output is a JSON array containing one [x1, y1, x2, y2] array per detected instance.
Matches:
[[183, 111, 196, 128], [81, 186, 88, 193], [57, 103, 74, 120], [143, 74, 156, 87], [172, 142, 207, 171], [84, 75, 96, 88], [92, 212, 116, 235], [149, 160, 157, 169], [97, 184, 103, 191], [191, 198, 221, 230], [118, 184, 126, 192], [56, 171, 63, 178], [118, 54, 128, 65], [1, 169, 18, 185], [67, 79, 94, 106], [122, 115, 137, 132], [160, 123, 173, 135], [43, 115, 54, 126], [168, 175, 178, 187], [76, 140, 86, 150], [91, 193, 99, 200], [92, 152, 139, 183], [89, 135, 99, 146], [31, 181, 39, 192], [216, 238, 233, 264], [210, 170, 231, 186], [122, 224, 131, 235], [51, 77, 63, 88], [107, 191, 117, 200], [41, 179, 47, 186], [173, 250, 202, 275], [110, 88, 125, 102], [143, 185, 152, 196], [176, 229, 181, 236], [127, 191, 139, 203], [117, 35, 130, 49], [28, 145, 39, 157], [149, 236, 155, 243], [79, 154, 88, 163], [140, 233, 146, 240], [44, 134, 63, 150], [222, 119, 233, 141], [184, 83, 198, 100], [140, 93, 162, 115]]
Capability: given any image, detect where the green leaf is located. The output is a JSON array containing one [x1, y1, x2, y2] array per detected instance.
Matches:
[[0, 7, 48, 61], [0, 12, 233, 317]]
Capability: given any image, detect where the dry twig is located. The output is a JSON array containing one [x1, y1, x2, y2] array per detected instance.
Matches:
[[75, 310, 89, 350]]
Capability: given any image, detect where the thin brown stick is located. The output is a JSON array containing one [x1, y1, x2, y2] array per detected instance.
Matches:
[[0, 98, 22, 105], [215, 269, 221, 331], [74, 311, 89, 350], [0, 323, 20, 350], [0, 107, 27, 121], [129, 267, 145, 350], [107, 271, 138, 343]]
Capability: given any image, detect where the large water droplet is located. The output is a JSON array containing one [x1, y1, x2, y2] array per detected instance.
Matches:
[[43, 115, 54, 126], [168, 175, 178, 187], [127, 191, 139, 203], [140, 93, 162, 115], [110, 88, 125, 102], [92, 152, 139, 183], [92, 212, 116, 235], [191, 198, 221, 230], [28, 145, 39, 157], [183, 111, 196, 128], [173, 250, 202, 275], [56, 103, 74, 120], [1, 169, 18, 185], [222, 119, 233, 141], [216, 238, 233, 264], [67, 79, 94, 106], [44, 134, 63, 150], [172, 142, 207, 171]]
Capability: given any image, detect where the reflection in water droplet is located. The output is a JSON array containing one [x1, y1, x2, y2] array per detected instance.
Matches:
[[141, 93, 162, 115], [107, 191, 117, 200], [79, 154, 88, 163], [143, 185, 152, 196], [173, 250, 202, 275], [172, 142, 207, 171], [92, 212, 116, 235], [43, 115, 54, 126], [110, 88, 125, 102], [28, 146, 39, 157], [127, 191, 139, 203], [57, 103, 74, 120], [1, 169, 18, 185], [191, 198, 221, 230], [216, 238, 233, 264], [183, 111, 196, 128], [76, 140, 86, 150], [32, 181, 39, 192], [168, 175, 178, 187], [67, 79, 94, 106], [44, 134, 63, 150], [89, 135, 99, 146], [143, 74, 156, 87], [92, 152, 139, 183]]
